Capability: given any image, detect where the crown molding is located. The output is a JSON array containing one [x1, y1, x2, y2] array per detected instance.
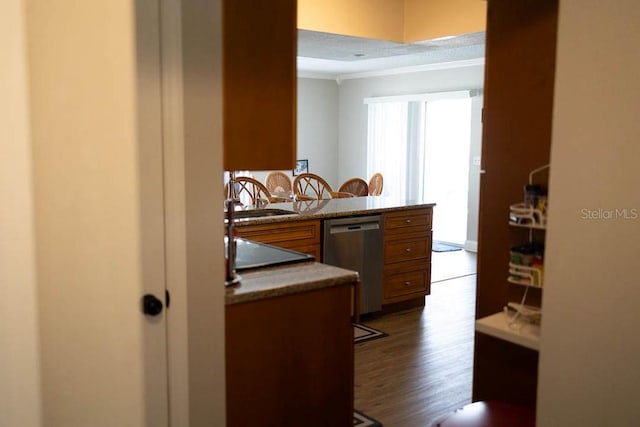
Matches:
[[336, 57, 485, 82], [297, 57, 485, 83]]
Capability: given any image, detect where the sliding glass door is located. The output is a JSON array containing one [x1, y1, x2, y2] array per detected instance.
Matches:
[[367, 92, 473, 245], [423, 98, 471, 245]]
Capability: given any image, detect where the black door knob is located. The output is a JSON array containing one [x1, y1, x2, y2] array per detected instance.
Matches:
[[142, 294, 163, 316]]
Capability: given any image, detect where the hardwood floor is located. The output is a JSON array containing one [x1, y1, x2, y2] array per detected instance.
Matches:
[[355, 251, 477, 426], [431, 249, 478, 283]]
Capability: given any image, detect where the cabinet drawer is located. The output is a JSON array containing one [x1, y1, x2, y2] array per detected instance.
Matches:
[[235, 220, 320, 246], [235, 220, 321, 261], [384, 269, 429, 301], [384, 237, 431, 264], [384, 208, 432, 236]]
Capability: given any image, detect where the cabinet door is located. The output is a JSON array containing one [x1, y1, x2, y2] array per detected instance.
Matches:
[[234, 220, 322, 260], [382, 208, 433, 306], [226, 284, 354, 426], [384, 237, 431, 264], [383, 259, 430, 303], [223, 0, 297, 171]]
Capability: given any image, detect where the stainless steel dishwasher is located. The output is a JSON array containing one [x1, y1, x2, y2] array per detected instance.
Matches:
[[323, 215, 383, 314]]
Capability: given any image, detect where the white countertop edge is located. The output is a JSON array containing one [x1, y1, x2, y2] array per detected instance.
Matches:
[[475, 311, 540, 351]]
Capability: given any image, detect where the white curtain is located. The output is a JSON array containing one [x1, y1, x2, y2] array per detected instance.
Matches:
[[405, 102, 426, 200], [365, 100, 428, 201], [366, 102, 408, 198], [366, 91, 471, 201]]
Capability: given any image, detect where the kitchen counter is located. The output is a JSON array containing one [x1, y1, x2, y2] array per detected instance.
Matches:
[[231, 197, 435, 313], [226, 264, 358, 427], [232, 196, 436, 226], [225, 261, 359, 305]]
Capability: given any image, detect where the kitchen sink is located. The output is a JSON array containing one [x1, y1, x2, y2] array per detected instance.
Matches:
[[230, 208, 298, 220]]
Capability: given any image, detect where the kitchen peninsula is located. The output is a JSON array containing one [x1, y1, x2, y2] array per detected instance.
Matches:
[[233, 196, 435, 313]]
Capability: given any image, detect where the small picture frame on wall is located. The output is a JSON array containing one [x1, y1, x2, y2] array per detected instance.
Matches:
[[293, 159, 308, 176]]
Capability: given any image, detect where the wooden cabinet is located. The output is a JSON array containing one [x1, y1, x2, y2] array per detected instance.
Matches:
[[226, 283, 355, 427], [235, 206, 434, 314], [234, 220, 322, 261], [222, 0, 297, 171], [382, 208, 432, 306], [472, 0, 558, 409]]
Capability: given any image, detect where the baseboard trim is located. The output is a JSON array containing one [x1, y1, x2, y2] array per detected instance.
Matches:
[[465, 240, 478, 252]]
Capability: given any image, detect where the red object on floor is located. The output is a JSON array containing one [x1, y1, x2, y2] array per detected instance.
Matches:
[[434, 401, 535, 427]]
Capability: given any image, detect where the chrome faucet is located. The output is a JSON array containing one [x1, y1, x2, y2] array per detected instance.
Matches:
[[225, 172, 241, 286]]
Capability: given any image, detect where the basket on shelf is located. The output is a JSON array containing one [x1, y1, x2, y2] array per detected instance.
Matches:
[[508, 263, 544, 288], [509, 203, 547, 228]]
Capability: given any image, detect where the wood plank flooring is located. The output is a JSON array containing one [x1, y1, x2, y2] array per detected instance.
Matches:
[[431, 249, 478, 283], [355, 251, 477, 426]]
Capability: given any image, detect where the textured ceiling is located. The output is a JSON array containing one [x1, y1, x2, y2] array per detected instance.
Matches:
[[297, 29, 486, 78]]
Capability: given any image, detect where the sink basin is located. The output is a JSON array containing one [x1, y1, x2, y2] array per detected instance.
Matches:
[[231, 208, 298, 220]]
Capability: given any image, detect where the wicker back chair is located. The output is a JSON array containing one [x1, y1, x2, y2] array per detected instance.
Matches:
[[338, 177, 369, 196], [265, 171, 292, 194], [292, 173, 354, 200], [225, 176, 284, 205], [292, 173, 334, 200], [368, 173, 384, 196]]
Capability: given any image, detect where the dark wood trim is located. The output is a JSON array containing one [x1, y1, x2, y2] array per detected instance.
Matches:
[[473, 0, 558, 412], [472, 334, 539, 408], [476, 0, 558, 318]]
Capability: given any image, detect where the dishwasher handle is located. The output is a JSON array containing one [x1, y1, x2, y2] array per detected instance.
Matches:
[[328, 221, 380, 234]]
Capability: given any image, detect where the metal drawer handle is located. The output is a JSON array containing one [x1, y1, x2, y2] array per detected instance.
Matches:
[[405, 248, 411, 253], [404, 281, 412, 286], [405, 219, 412, 224]]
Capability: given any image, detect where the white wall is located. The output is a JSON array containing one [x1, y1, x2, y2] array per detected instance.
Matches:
[[297, 78, 341, 185], [537, 1, 640, 425], [0, 1, 42, 425], [27, 1, 149, 424], [253, 78, 340, 187]]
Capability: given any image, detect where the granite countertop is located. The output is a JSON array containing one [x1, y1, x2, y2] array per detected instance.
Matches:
[[233, 196, 436, 226], [225, 261, 359, 305]]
